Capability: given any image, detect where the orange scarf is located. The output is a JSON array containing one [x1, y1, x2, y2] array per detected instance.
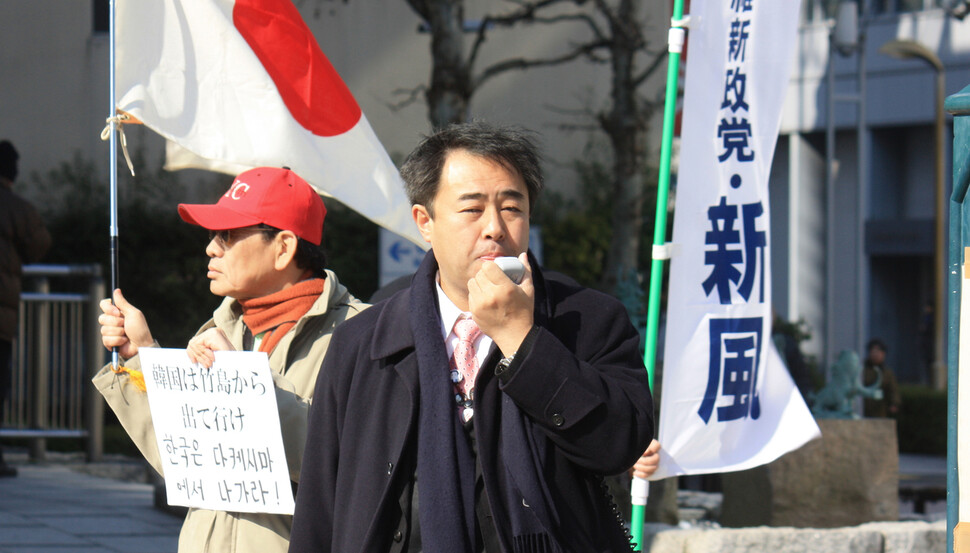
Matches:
[[239, 278, 325, 354]]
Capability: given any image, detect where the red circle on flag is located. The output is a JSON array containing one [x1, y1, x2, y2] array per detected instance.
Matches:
[[233, 0, 362, 137]]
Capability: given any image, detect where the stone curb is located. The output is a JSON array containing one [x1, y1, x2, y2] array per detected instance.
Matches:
[[7, 449, 947, 553], [640, 519, 946, 553]]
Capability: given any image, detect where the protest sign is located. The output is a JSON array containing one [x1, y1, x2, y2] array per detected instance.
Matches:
[[139, 348, 295, 514]]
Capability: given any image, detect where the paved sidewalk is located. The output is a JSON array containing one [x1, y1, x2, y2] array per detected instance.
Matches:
[[0, 451, 947, 553], [898, 453, 947, 519], [0, 461, 181, 553]]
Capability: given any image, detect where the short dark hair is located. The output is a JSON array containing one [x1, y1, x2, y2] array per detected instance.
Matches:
[[259, 224, 328, 278], [399, 121, 543, 217], [867, 338, 887, 353], [0, 140, 19, 182]]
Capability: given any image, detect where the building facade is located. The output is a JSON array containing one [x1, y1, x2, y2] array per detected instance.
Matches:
[[774, 0, 970, 384]]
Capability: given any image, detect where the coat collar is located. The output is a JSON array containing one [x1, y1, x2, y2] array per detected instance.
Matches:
[[211, 269, 356, 366], [369, 252, 438, 361], [370, 289, 418, 360]]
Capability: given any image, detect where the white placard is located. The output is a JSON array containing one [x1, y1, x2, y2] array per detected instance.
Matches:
[[139, 348, 295, 514]]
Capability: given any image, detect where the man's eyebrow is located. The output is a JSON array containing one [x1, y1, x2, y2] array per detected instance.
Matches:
[[456, 189, 527, 202], [457, 192, 487, 202]]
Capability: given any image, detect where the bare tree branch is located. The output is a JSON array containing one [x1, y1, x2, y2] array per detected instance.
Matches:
[[550, 121, 601, 132], [544, 102, 598, 118], [404, 0, 433, 22], [387, 84, 428, 112], [484, 0, 574, 26], [298, 0, 350, 19], [633, 51, 666, 87], [474, 40, 609, 88], [467, 1, 606, 70], [543, 102, 602, 132], [591, 0, 620, 30], [523, 13, 608, 40], [590, 0, 647, 52]]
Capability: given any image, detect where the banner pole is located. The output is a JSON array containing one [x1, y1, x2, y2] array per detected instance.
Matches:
[[630, 0, 686, 549], [108, 0, 120, 371]]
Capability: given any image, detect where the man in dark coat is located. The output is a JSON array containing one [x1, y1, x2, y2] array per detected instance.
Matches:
[[0, 140, 51, 477], [290, 122, 654, 553]]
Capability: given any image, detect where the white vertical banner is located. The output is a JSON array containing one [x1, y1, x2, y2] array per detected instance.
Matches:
[[653, 0, 819, 479]]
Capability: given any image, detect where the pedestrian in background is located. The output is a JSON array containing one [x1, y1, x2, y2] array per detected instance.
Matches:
[[0, 140, 52, 477], [863, 338, 901, 418]]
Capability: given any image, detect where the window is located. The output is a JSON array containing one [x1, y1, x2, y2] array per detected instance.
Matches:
[[93, 0, 108, 34], [805, 0, 841, 21], [807, 0, 943, 19], [873, 0, 944, 13]]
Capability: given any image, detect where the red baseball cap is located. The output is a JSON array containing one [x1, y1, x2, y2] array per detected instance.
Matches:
[[178, 167, 326, 245]]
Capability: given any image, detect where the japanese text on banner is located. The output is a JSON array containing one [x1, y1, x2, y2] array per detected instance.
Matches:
[[703, 0, 766, 425]]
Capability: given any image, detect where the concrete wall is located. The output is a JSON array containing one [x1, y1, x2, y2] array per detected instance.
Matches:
[[0, 2, 110, 186]]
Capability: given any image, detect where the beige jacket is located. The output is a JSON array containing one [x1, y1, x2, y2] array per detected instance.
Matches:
[[93, 270, 365, 553]]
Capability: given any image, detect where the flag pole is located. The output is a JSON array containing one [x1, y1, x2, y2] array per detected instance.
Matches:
[[108, 0, 120, 371], [630, 0, 687, 549]]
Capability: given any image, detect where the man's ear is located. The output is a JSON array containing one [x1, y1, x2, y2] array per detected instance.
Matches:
[[274, 230, 300, 271], [412, 204, 434, 244]]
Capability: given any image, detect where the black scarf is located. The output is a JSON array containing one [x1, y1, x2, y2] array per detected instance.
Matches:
[[410, 251, 562, 553]]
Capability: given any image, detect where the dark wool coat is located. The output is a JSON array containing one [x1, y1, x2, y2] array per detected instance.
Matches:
[[0, 185, 50, 341], [290, 252, 654, 553]]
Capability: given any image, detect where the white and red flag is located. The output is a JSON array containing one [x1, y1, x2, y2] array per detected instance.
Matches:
[[115, 0, 423, 245]]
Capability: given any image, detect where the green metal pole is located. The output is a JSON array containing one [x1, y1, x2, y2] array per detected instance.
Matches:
[[944, 84, 970, 553], [630, 0, 686, 550]]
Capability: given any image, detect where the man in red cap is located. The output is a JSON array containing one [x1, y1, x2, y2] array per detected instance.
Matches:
[[92, 167, 365, 553]]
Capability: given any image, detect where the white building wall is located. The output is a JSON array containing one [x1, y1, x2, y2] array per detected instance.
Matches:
[[770, 132, 828, 361], [0, 2, 110, 183]]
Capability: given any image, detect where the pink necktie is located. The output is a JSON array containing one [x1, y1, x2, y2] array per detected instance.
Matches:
[[451, 316, 482, 422]]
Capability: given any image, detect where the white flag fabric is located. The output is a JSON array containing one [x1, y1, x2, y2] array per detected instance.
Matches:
[[115, 0, 425, 246], [653, 0, 819, 479]]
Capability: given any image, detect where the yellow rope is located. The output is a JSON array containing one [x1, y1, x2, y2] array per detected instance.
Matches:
[[111, 364, 146, 392], [99, 110, 138, 177]]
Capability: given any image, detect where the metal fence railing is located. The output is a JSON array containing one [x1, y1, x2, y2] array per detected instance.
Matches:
[[1, 264, 105, 462]]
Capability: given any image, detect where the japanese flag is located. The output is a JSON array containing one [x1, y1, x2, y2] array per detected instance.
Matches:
[[115, 0, 424, 246]]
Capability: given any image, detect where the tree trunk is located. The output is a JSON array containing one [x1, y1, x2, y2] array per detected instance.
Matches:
[[407, 0, 472, 127], [602, 127, 645, 294], [599, 0, 647, 296]]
